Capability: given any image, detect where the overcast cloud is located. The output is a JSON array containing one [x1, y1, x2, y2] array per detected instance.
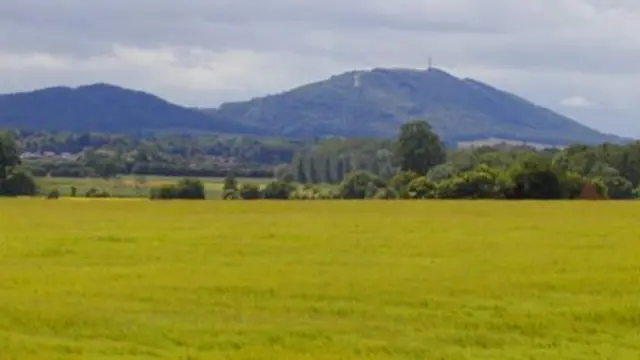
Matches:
[[1, 0, 640, 136]]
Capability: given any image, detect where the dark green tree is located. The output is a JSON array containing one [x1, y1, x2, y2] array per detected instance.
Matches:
[[0, 132, 21, 185], [599, 176, 634, 199], [223, 172, 238, 192], [0, 133, 37, 196], [1, 171, 37, 196], [508, 158, 563, 199], [394, 120, 446, 176], [174, 178, 206, 199]]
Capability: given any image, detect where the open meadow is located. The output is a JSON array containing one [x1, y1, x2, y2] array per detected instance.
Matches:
[[35, 176, 271, 199], [1, 200, 640, 359]]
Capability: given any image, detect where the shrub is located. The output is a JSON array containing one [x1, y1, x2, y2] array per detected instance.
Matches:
[[150, 185, 178, 200], [239, 183, 262, 200], [262, 181, 295, 200], [150, 178, 206, 200], [86, 187, 111, 198], [338, 171, 385, 199], [408, 177, 437, 199], [437, 171, 505, 199], [373, 187, 399, 200], [46, 189, 61, 199], [222, 190, 240, 200], [388, 171, 420, 198], [174, 179, 206, 199]]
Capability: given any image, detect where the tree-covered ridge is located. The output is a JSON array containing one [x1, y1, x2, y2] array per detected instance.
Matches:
[[206, 68, 624, 145]]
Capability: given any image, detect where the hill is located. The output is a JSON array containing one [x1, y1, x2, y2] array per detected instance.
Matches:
[[204, 68, 623, 145], [0, 84, 258, 135], [0, 69, 626, 146]]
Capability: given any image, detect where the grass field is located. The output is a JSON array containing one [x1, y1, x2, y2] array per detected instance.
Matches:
[[1, 200, 640, 359], [35, 176, 271, 199]]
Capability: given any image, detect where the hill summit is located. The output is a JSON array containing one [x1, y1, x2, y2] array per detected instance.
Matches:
[[206, 67, 622, 145]]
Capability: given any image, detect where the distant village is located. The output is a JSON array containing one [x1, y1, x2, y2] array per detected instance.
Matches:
[[20, 151, 80, 161]]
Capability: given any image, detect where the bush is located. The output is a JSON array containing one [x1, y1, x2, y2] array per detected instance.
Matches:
[[86, 187, 111, 198], [289, 186, 327, 200], [436, 170, 506, 199], [222, 190, 240, 200], [150, 185, 178, 200], [239, 183, 262, 200], [150, 178, 206, 200], [508, 160, 563, 199], [262, 181, 295, 200], [408, 177, 437, 199], [373, 187, 399, 200], [46, 189, 61, 199], [338, 171, 386, 199], [388, 171, 419, 198], [174, 179, 206, 199]]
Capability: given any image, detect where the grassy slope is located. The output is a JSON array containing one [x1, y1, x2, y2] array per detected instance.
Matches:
[[1, 201, 640, 359]]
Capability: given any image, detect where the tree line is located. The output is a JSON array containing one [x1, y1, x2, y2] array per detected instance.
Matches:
[[11, 130, 302, 179], [153, 120, 640, 201], [3, 119, 640, 200]]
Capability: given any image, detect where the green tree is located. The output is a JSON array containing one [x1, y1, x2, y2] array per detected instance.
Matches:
[[394, 120, 446, 176], [557, 172, 586, 199], [1, 171, 37, 196], [508, 158, 563, 199], [0, 133, 37, 196], [599, 176, 634, 199], [223, 172, 238, 191], [0, 132, 21, 185]]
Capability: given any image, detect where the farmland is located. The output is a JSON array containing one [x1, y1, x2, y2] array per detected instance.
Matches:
[[1, 200, 640, 359], [35, 176, 271, 199]]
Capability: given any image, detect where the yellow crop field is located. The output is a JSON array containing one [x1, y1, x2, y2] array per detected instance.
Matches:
[[1, 200, 639, 359]]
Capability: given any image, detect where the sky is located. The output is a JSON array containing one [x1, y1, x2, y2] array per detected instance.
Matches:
[[1, 0, 640, 137]]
